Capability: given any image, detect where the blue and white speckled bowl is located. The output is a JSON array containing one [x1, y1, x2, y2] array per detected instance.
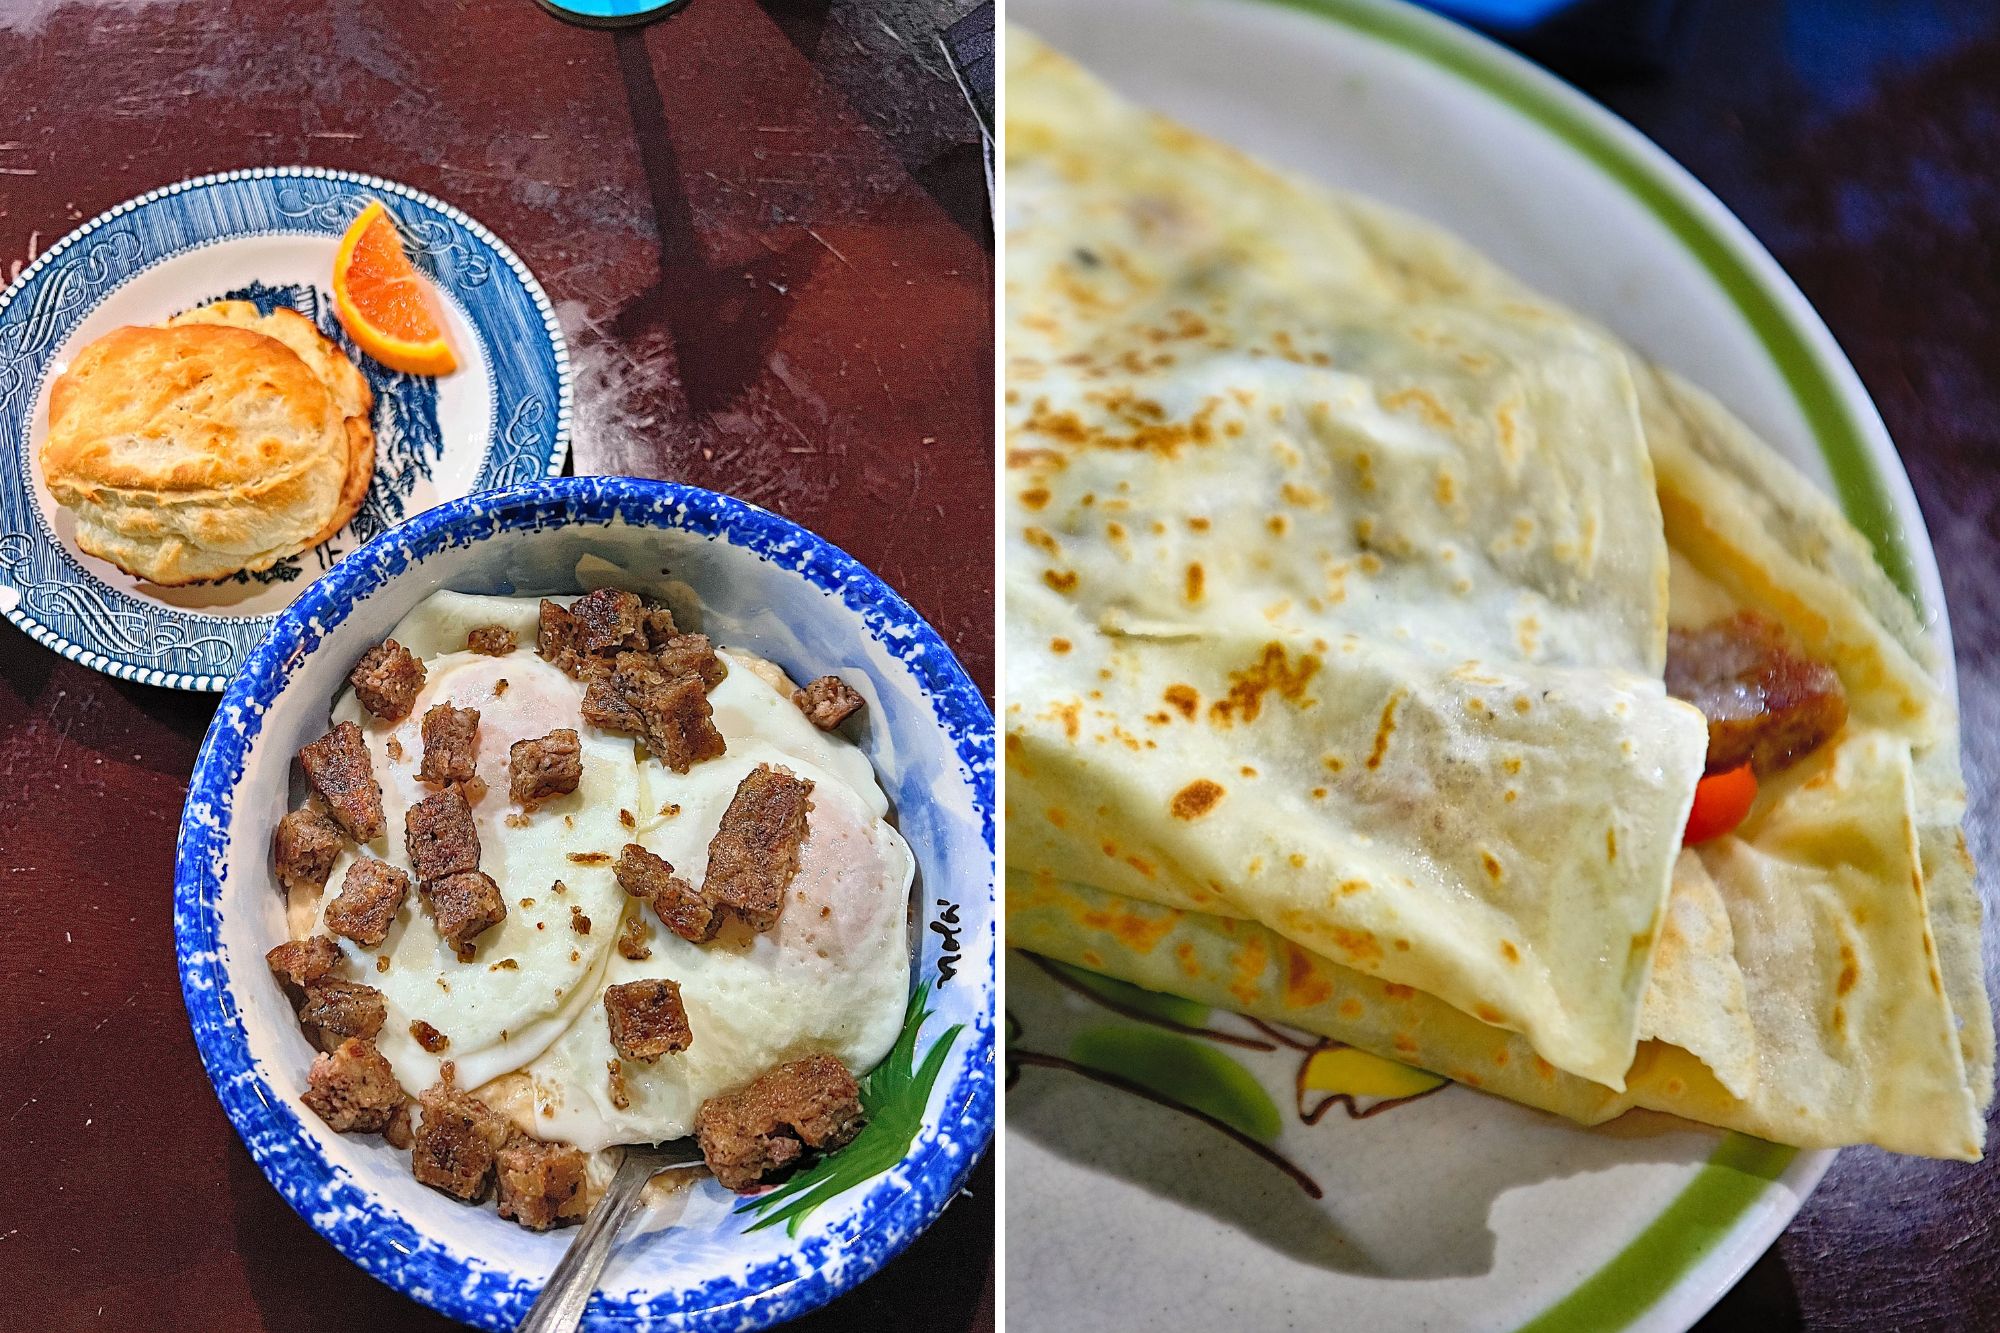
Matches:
[[173, 476, 995, 1330]]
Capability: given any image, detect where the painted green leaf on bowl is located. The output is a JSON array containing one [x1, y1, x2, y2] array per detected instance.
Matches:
[[736, 982, 963, 1236]]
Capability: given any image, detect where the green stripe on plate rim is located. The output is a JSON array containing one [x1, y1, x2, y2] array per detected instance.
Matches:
[[1250, 0, 1919, 606], [1212, 0, 1927, 1327], [1514, 1135, 1794, 1333]]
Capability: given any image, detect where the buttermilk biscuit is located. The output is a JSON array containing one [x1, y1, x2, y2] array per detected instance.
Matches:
[[167, 301, 375, 549], [42, 323, 356, 585]]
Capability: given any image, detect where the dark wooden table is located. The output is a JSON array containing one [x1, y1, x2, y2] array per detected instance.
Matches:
[[1575, 2, 2000, 1329], [0, 1, 993, 1329]]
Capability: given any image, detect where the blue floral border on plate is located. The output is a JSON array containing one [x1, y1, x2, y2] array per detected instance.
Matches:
[[174, 475, 996, 1330], [0, 167, 571, 693]]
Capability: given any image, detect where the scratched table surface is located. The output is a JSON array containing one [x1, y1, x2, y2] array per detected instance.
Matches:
[[1578, 3, 2000, 1328], [0, 1, 993, 1330]]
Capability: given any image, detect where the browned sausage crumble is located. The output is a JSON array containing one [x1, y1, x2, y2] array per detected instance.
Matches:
[[274, 807, 343, 896], [349, 639, 427, 722], [651, 672, 730, 773], [405, 787, 481, 883], [267, 935, 343, 989], [466, 624, 517, 656], [793, 675, 866, 730], [302, 1038, 406, 1133], [569, 587, 650, 656], [641, 603, 680, 648], [537, 598, 586, 675], [300, 721, 385, 843], [324, 856, 411, 947], [578, 661, 644, 733], [534, 588, 730, 775], [509, 729, 583, 808], [583, 652, 727, 773], [703, 765, 814, 933], [694, 1055, 865, 1192], [614, 842, 715, 943], [616, 912, 653, 961], [654, 632, 727, 692], [1665, 611, 1848, 776], [383, 1100, 416, 1150], [604, 978, 693, 1061], [411, 1079, 514, 1202], [418, 703, 481, 788], [299, 978, 388, 1044], [421, 871, 506, 961], [496, 1137, 590, 1230]]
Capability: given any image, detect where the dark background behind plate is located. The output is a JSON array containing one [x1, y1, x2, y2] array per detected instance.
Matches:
[[0, 1, 991, 1330]]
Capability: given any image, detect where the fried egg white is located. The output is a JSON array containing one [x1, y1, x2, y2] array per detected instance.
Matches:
[[304, 591, 913, 1146], [524, 683, 914, 1151], [317, 598, 640, 1094]]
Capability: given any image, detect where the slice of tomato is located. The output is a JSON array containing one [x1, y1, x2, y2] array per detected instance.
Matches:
[[1684, 763, 1758, 845]]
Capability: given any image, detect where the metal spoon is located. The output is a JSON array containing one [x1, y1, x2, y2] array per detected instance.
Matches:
[[518, 1139, 707, 1333]]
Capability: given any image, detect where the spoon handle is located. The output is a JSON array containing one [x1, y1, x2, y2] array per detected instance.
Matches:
[[518, 1147, 657, 1333]]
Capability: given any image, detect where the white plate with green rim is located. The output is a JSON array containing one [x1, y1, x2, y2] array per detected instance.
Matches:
[[1003, 0, 1953, 1329]]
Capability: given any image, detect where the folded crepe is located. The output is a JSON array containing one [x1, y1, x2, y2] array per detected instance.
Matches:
[[1003, 31, 1992, 1160]]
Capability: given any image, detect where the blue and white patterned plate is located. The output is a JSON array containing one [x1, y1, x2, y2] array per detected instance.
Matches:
[[0, 167, 570, 691], [174, 476, 995, 1330]]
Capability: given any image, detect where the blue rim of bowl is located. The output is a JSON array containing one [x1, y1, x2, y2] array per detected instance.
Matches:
[[173, 475, 996, 1330], [0, 166, 572, 694]]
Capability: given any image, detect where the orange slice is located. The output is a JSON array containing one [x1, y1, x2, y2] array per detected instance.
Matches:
[[331, 200, 457, 376]]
